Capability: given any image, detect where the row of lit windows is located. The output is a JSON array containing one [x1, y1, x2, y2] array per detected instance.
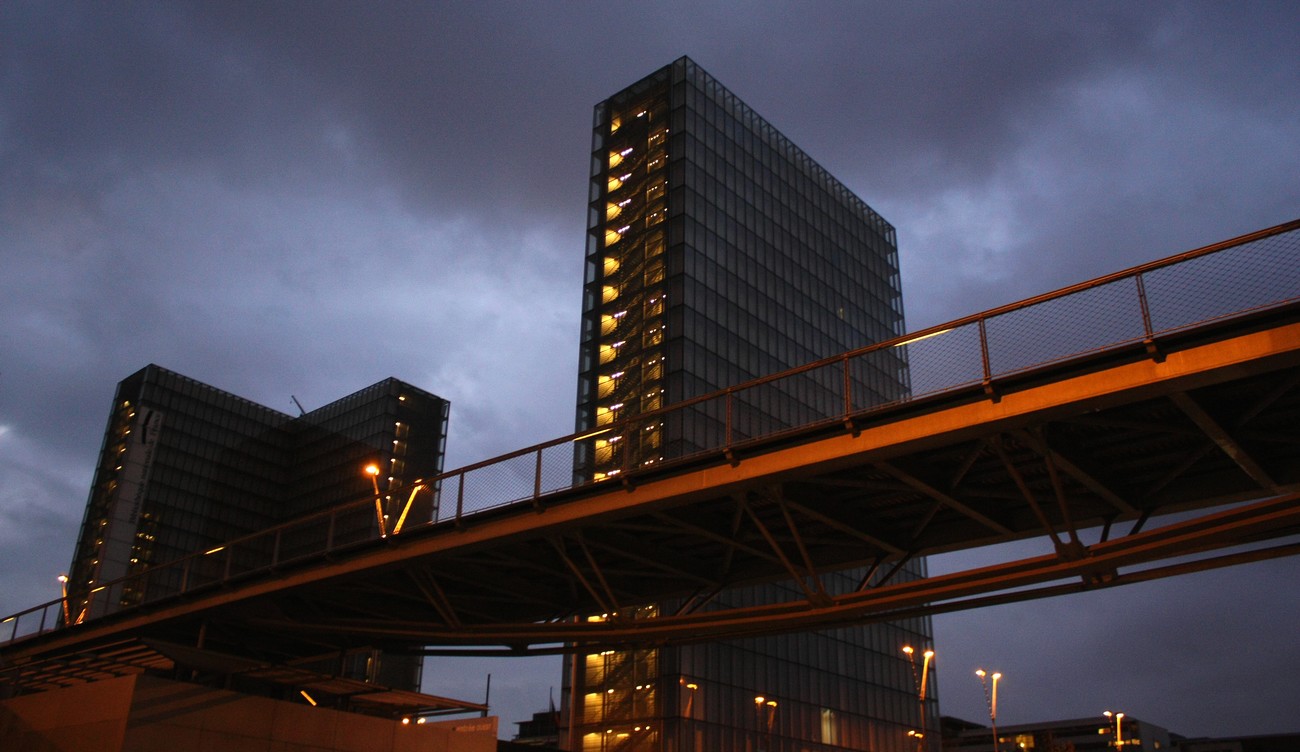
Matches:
[[588, 108, 673, 478]]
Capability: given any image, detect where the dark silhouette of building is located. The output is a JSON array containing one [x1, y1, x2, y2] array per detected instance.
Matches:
[[1173, 732, 1300, 752], [64, 364, 449, 687], [512, 707, 562, 747], [566, 56, 932, 752], [941, 714, 1172, 752]]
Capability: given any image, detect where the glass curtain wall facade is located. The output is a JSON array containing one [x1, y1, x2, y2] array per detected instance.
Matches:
[[568, 58, 934, 752], [64, 365, 449, 686]]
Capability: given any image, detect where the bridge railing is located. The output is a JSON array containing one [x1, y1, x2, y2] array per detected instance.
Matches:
[[4, 219, 1298, 648]]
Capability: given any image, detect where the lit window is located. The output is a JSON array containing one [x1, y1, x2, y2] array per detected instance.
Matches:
[[646, 182, 666, 202], [605, 228, 623, 246], [603, 256, 620, 276], [607, 172, 632, 192], [608, 147, 633, 169], [602, 285, 618, 304]]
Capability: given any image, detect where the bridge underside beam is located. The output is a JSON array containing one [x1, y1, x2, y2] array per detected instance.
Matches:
[[247, 492, 1300, 654]]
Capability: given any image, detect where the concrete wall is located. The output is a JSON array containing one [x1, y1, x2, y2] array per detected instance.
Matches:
[[0, 674, 498, 752]]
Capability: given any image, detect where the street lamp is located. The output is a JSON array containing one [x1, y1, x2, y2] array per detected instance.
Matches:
[[364, 463, 386, 537], [903, 646, 935, 751], [976, 669, 1002, 752], [1103, 710, 1125, 749], [754, 696, 777, 751], [57, 574, 70, 625]]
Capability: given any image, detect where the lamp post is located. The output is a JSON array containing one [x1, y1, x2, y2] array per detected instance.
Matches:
[[57, 574, 70, 625], [976, 669, 1002, 752], [1103, 710, 1125, 749], [754, 696, 777, 752], [364, 463, 386, 537], [903, 646, 935, 752]]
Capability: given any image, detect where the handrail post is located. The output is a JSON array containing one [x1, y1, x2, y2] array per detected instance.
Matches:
[[1135, 272, 1163, 360], [621, 419, 633, 478], [456, 471, 466, 523], [534, 447, 544, 503], [842, 354, 853, 420], [725, 390, 734, 449], [978, 317, 996, 400]]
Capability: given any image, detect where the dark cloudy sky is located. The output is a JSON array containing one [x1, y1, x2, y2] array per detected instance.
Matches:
[[2, 0, 1298, 740]]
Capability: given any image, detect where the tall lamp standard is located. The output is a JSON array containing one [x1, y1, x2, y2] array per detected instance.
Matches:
[[976, 669, 1002, 752], [364, 463, 386, 537], [754, 696, 777, 752], [57, 574, 70, 625], [1103, 711, 1125, 749], [903, 646, 935, 752]]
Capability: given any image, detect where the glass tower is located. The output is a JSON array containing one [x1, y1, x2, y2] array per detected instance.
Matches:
[[568, 58, 935, 751], [64, 364, 449, 687]]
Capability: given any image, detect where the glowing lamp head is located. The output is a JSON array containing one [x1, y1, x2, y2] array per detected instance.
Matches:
[[57, 574, 69, 584], [976, 669, 986, 678], [902, 645, 914, 655], [924, 650, 935, 659], [364, 464, 381, 476], [754, 696, 765, 705]]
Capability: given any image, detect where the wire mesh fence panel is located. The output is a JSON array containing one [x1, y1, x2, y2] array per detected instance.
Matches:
[[1, 605, 56, 643], [984, 277, 1147, 377], [1144, 230, 1300, 334], [730, 361, 845, 443], [184, 549, 228, 592], [893, 322, 986, 401], [278, 517, 338, 562], [458, 452, 543, 515], [137, 562, 189, 605], [82, 581, 126, 623], [222, 535, 276, 579], [663, 392, 730, 461], [539, 442, 579, 495]]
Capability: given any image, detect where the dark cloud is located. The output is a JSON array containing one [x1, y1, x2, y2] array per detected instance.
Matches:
[[2, 0, 1298, 739]]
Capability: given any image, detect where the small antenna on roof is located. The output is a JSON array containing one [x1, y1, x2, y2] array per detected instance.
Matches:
[[290, 395, 306, 415]]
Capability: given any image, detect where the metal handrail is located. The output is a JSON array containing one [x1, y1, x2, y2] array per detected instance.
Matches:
[[4, 218, 1297, 648]]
